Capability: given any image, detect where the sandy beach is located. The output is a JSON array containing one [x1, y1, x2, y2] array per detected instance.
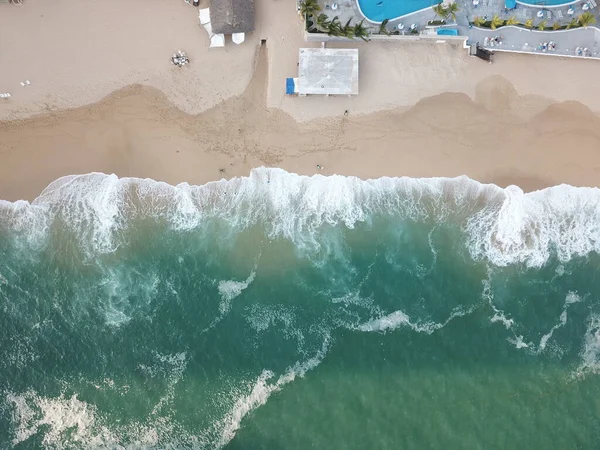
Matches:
[[1, 0, 600, 201]]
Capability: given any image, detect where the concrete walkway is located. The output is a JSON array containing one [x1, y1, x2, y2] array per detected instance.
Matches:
[[308, 0, 600, 60], [463, 24, 600, 57]]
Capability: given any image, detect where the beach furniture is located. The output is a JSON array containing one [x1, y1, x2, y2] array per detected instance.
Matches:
[[557, 10, 563, 19], [546, 10, 552, 19], [210, 34, 225, 48], [591, 0, 598, 8], [232, 32, 245, 44], [199, 8, 211, 25]]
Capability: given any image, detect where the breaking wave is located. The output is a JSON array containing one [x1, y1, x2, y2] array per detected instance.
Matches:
[[2, 168, 600, 449], [1, 168, 599, 267]]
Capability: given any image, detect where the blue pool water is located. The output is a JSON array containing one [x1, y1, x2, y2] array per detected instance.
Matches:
[[437, 28, 459, 35], [358, 0, 437, 21]]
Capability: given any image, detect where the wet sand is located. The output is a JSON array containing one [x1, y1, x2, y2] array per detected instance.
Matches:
[[2, 43, 600, 201]]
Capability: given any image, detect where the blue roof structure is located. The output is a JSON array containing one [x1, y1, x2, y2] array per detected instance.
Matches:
[[286, 78, 295, 95]]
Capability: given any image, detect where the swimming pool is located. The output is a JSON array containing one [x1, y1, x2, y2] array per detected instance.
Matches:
[[357, 0, 437, 22]]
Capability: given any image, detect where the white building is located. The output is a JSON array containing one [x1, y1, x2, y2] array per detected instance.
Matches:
[[287, 48, 359, 96]]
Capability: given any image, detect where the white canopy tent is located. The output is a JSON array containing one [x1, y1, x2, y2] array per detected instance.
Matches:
[[296, 48, 359, 96]]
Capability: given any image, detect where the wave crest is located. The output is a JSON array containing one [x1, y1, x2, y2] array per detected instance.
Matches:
[[1, 168, 599, 267]]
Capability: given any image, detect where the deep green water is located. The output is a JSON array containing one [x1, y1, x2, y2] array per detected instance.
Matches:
[[1, 169, 600, 449]]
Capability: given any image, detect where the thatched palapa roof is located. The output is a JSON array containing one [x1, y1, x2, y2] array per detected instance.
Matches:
[[209, 0, 255, 34]]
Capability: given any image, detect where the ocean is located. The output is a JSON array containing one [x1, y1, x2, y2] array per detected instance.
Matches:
[[1, 168, 599, 449]]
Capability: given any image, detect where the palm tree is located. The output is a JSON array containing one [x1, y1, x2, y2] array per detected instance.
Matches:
[[445, 2, 460, 22], [342, 18, 355, 38], [566, 17, 579, 29], [379, 18, 391, 35], [490, 14, 504, 29], [578, 11, 596, 27], [552, 21, 561, 30], [315, 13, 331, 31], [525, 18, 533, 29], [354, 20, 371, 41], [473, 16, 485, 26], [537, 19, 547, 30], [299, 0, 320, 19], [432, 2, 447, 20], [327, 16, 343, 36], [505, 16, 518, 26]]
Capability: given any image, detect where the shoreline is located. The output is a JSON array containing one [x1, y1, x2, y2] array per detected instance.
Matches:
[[1, 75, 600, 202]]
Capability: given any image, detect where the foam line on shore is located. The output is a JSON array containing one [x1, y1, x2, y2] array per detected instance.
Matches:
[[1, 168, 600, 267]]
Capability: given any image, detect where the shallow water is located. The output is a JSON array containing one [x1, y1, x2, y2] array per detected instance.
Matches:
[[1, 168, 600, 449]]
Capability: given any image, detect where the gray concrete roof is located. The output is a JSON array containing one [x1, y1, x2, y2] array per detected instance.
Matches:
[[297, 48, 359, 95], [210, 0, 255, 34]]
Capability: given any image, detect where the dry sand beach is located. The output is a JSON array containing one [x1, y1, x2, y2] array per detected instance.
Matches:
[[1, 0, 600, 201]]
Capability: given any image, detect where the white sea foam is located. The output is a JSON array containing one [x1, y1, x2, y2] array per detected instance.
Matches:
[[357, 310, 411, 332], [536, 292, 581, 353], [216, 336, 330, 448], [148, 352, 188, 416], [6, 391, 118, 448], [99, 267, 160, 327], [579, 314, 600, 374], [506, 292, 582, 353], [467, 183, 600, 267], [508, 335, 530, 349], [217, 271, 256, 314], [2, 168, 600, 266], [356, 305, 474, 334], [482, 273, 514, 329], [6, 354, 189, 448], [0, 200, 51, 253], [246, 304, 296, 333], [5, 389, 180, 449], [539, 310, 568, 352]]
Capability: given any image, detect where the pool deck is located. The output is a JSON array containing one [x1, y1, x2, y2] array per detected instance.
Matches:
[[312, 0, 600, 59]]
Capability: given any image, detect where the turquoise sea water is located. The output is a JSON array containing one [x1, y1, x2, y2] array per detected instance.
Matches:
[[1, 168, 600, 449], [357, 0, 437, 22]]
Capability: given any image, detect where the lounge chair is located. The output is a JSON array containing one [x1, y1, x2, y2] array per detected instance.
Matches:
[[210, 34, 225, 48], [591, 0, 597, 9], [199, 8, 210, 25], [557, 10, 563, 19], [547, 10, 552, 19], [232, 33, 245, 44]]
